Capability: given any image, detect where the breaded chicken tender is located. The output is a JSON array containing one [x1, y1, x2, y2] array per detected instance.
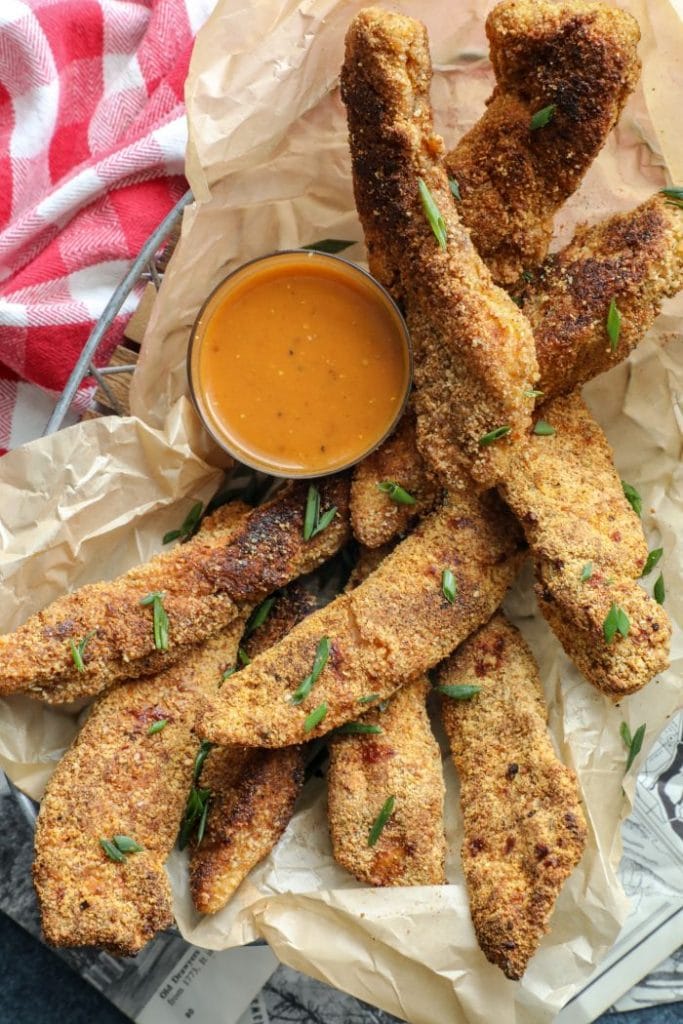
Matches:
[[342, 8, 539, 491], [33, 619, 246, 956], [526, 194, 683, 396], [350, 413, 440, 549], [0, 477, 349, 704], [200, 490, 525, 748], [328, 677, 446, 886], [189, 586, 315, 915], [439, 614, 587, 980], [446, 0, 640, 285], [500, 393, 670, 696]]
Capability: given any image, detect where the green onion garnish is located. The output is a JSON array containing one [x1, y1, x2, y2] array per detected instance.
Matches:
[[603, 603, 630, 644], [580, 562, 593, 582], [654, 573, 665, 605], [641, 548, 663, 577], [302, 239, 354, 254], [437, 684, 481, 700], [479, 425, 511, 446], [245, 596, 275, 637], [113, 835, 143, 854], [377, 480, 417, 505], [530, 104, 556, 130], [303, 484, 338, 541], [147, 719, 167, 735], [607, 298, 622, 352], [621, 721, 646, 773], [441, 569, 457, 604], [163, 500, 204, 545], [368, 795, 396, 847], [336, 722, 383, 735], [533, 419, 556, 436], [139, 591, 169, 652], [303, 702, 328, 733], [418, 178, 447, 250], [100, 838, 125, 863], [69, 629, 97, 672], [291, 636, 330, 705], [449, 177, 461, 201], [621, 481, 642, 517]]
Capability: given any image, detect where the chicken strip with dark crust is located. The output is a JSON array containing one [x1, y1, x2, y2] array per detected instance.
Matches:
[[500, 393, 670, 696], [189, 586, 316, 915], [328, 677, 446, 887], [439, 613, 587, 980], [342, 8, 539, 491], [446, 0, 640, 286], [0, 476, 349, 704], [200, 490, 525, 748]]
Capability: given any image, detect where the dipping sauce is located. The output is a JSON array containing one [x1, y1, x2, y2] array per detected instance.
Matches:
[[188, 250, 412, 477]]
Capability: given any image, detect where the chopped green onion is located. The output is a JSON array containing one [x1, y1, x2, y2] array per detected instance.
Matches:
[[100, 838, 125, 863], [368, 795, 396, 847], [654, 573, 665, 605], [377, 480, 417, 505], [523, 388, 544, 399], [140, 591, 169, 652], [179, 786, 212, 850], [193, 741, 214, 784], [441, 569, 457, 604], [603, 603, 630, 644], [303, 702, 328, 733], [418, 178, 448, 250], [641, 548, 663, 577], [291, 636, 330, 705], [479, 425, 511, 446], [69, 629, 97, 673], [580, 562, 593, 582], [245, 596, 275, 637], [533, 419, 556, 436], [219, 666, 236, 686], [303, 484, 337, 541], [437, 684, 481, 700], [607, 298, 622, 352], [237, 646, 251, 667], [660, 186, 683, 209], [530, 104, 556, 130], [336, 722, 383, 735], [621, 481, 642, 517], [521, 270, 534, 283], [302, 239, 354, 254], [147, 719, 167, 735], [623, 722, 646, 773], [358, 693, 380, 704], [113, 835, 143, 854], [163, 500, 204, 545], [448, 177, 461, 201]]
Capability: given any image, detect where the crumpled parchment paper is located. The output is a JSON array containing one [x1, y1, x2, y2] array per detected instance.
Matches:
[[1, 2, 682, 1022]]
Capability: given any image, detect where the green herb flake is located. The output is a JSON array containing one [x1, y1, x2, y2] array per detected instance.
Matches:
[[302, 239, 355, 254], [607, 298, 622, 352], [603, 602, 630, 644], [624, 722, 646, 773], [179, 786, 212, 850], [291, 636, 330, 705], [237, 646, 251, 667], [368, 795, 396, 847], [147, 719, 168, 735], [140, 591, 169, 652], [69, 629, 97, 673], [163, 500, 204, 545], [193, 741, 215, 784], [533, 419, 556, 436], [641, 548, 663, 577], [358, 693, 380, 704], [654, 573, 665, 605], [437, 684, 481, 700], [245, 596, 276, 638], [377, 480, 417, 505], [100, 838, 125, 863], [219, 666, 237, 687], [621, 481, 642, 517], [523, 388, 544, 399], [418, 178, 448, 250], [303, 702, 328, 733], [580, 562, 593, 582], [303, 484, 337, 541], [441, 568, 457, 605], [521, 270, 534, 284], [530, 104, 557, 130], [448, 177, 461, 201], [660, 186, 683, 209], [479, 425, 511, 446], [336, 722, 383, 735], [113, 835, 143, 854]]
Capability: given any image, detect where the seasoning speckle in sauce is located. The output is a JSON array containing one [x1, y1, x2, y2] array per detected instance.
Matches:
[[189, 251, 411, 476]]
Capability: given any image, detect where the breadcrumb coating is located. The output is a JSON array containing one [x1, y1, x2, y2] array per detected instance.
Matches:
[[500, 393, 670, 695], [328, 678, 446, 886], [0, 477, 349, 703], [341, 7, 538, 491], [439, 614, 587, 980], [200, 490, 525, 748], [447, 0, 640, 285]]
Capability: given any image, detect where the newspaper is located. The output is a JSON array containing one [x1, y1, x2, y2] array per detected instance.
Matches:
[[2, 711, 681, 1023]]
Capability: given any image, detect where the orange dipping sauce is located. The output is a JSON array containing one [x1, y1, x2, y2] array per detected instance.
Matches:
[[188, 251, 412, 477]]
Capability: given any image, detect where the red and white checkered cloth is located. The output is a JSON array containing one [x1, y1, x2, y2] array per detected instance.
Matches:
[[0, 0, 215, 453]]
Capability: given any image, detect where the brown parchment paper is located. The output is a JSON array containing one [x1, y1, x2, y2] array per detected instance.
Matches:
[[2, 1, 683, 1022]]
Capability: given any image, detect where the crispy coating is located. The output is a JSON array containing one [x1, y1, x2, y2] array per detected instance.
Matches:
[[0, 476, 349, 704], [328, 677, 446, 886], [190, 586, 315, 915], [500, 393, 670, 696], [350, 413, 440, 548], [341, 8, 539, 491], [199, 490, 525, 748], [527, 195, 683, 398], [33, 619, 245, 956], [346, 543, 395, 591], [439, 614, 587, 980], [446, 0, 640, 286]]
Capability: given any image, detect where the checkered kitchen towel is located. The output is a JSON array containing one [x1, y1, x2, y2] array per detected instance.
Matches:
[[0, 0, 215, 452]]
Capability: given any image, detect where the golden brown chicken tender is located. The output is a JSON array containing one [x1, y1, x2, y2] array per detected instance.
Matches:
[[439, 614, 587, 980]]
